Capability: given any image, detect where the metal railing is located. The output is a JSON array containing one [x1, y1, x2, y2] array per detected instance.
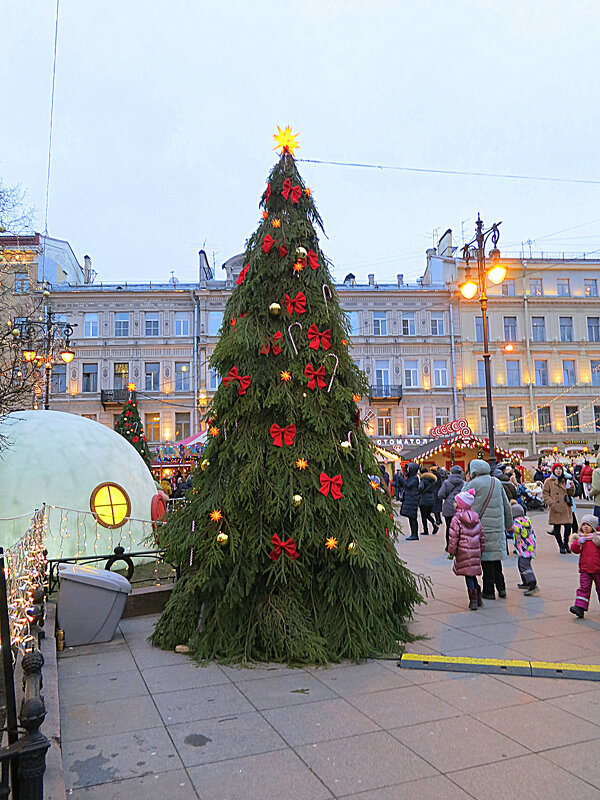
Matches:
[[370, 385, 403, 399], [100, 389, 129, 406], [46, 546, 177, 595]]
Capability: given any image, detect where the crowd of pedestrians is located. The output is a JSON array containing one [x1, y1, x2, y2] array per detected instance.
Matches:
[[391, 455, 600, 615]]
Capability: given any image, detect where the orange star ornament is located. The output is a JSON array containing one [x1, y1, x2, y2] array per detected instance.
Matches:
[[293, 261, 304, 273], [272, 218, 281, 228], [273, 125, 300, 156], [325, 537, 338, 550], [280, 370, 292, 382], [296, 458, 308, 470], [209, 426, 220, 437], [210, 509, 222, 523]]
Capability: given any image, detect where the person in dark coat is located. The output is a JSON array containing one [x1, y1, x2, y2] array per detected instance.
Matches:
[[533, 466, 546, 483], [431, 465, 446, 526], [418, 466, 440, 536], [392, 469, 403, 501], [498, 472, 518, 502], [438, 466, 465, 550], [401, 463, 420, 540]]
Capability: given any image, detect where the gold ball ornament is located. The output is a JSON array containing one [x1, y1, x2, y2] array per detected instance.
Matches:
[[376, 503, 386, 513], [295, 246, 307, 260], [43, 289, 51, 298], [11, 329, 20, 337], [348, 541, 356, 552], [292, 494, 303, 507], [269, 302, 281, 315], [340, 441, 352, 452], [201, 458, 210, 471], [216, 532, 229, 546]]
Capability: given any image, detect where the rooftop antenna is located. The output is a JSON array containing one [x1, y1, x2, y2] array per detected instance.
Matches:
[[460, 219, 469, 245], [432, 227, 439, 248]]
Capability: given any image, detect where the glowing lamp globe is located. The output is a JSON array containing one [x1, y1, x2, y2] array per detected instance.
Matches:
[[487, 264, 507, 285], [459, 278, 478, 300], [23, 347, 37, 362], [60, 347, 75, 364]]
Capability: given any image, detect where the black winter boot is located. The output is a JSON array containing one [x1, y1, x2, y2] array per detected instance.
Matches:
[[468, 590, 478, 611]]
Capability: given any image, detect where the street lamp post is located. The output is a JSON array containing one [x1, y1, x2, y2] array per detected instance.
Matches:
[[22, 304, 76, 410], [459, 214, 507, 472]]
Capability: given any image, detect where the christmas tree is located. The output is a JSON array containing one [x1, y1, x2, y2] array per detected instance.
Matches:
[[152, 127, 427, 663], [114, 384, 153, 471]]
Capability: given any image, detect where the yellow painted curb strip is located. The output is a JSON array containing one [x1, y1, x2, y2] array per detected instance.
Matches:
[[401, 653, 530, 668], [399, 653, 600, 681]]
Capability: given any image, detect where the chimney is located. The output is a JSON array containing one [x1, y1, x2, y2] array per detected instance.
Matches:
[[397, 274, 404, 286], [83, 254, 92, 283], [368, 273, 375, 285]]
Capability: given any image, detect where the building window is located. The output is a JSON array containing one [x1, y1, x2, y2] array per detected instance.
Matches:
[[175, 312, 190, 336], [592, 360, 600, 387], [208, 368, 220, 390], [406, 407, 421, 436], [529, 278, 543, 296], [115, 312, 129, 337], [208, 311, 223, 336], [145, 362, 160, 391], [559, 316, 573, 342], [563, 360, 576, 386], [377, 408, 391, 436], [433, 360, 448, 387], [477, 360, 486, 388], [113, 362, 129, 389], [145, 312, 159, 336], [588, 317, 600, 343], [175, 362, 190, 392], [566, 405, 580, 432], [506, 360, 521, 387], [585, 279, 598, 297], [14, 272, 29, 294], [509, 407, 524, 433], [595, 406, 600, 432], [502, 279, 515, 296], [347, 311, 359, 336], [431, 313, 444, 336], [402, 312, 415, 337], [503, 316, 517, 342], [534, 360, 548, 386], [475, 316, 484, 342], [557, 278, 570, 297], [435, 407, 449, 427], [480, 407, 489, 435], [538, 406, 551, 433], [84, 313, 98, 338], [82, 363, 98, 393], [374, 360, 389, 390], [175, 413, 191, 440], [531, 316, 546, 342], [404, 360, 418, 388], [90, 483, 131, 529], [145, 414, 160, 442], [373, 311, 387, 336], [51, 364, 66, 394]]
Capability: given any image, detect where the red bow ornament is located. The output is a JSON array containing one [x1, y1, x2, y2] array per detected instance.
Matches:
[[262, 234, 274, 254], [222, 366, 252, 395], [281, 178, 301, 204], [278, 245, 288, 259], [285, 291, 306, 315], [260, 330, 283, 355], [307, 324, 331, 351], [269, 533, 299, 562], [270, 423, 297, 447], [307, 250, 319, 270], [319, 472, 344, 499], [236, 264, 249, 285], [304, 363, 326, 390]]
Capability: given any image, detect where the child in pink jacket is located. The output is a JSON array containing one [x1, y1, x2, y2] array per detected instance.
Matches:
[[448, 488, 486, 610], [569, 513, 600, 618]]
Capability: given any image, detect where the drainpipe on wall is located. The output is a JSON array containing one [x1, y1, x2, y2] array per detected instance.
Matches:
[[449, 299, 458, 419], [522, 262, 537, 456], [190, 290, 199, 433]]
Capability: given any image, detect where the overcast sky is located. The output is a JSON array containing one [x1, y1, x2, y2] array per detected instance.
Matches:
[[2, 0, 600, 286]]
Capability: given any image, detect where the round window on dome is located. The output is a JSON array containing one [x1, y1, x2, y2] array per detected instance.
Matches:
[[90, 483, 131, 529]]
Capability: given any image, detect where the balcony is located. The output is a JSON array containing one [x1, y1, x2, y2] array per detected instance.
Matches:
[[101, 389, 130, 408], [369, 384, 403, 402]]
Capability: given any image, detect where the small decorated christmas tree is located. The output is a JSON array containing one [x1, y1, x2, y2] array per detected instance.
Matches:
[[115, 384, 153, 471], [152, 127, 427, 663]]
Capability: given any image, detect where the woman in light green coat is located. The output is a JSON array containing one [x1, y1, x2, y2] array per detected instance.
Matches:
[[464, 459, 514, 600]]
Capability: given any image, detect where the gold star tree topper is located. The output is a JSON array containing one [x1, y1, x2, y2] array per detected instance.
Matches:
[[273, 125, 300, 156]]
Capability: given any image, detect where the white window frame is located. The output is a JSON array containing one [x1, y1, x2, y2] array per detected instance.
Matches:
[[145, 313, 159, 337], [114, 312, 129, 338], [433, 360, 448, 387], [404, 360, 418, 388], [84, 313, 98, 338], [175, 312, 190, 337], [431, 313, 444, 336], [402, 313, 416, 337], [373, 312, 387, 337]]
